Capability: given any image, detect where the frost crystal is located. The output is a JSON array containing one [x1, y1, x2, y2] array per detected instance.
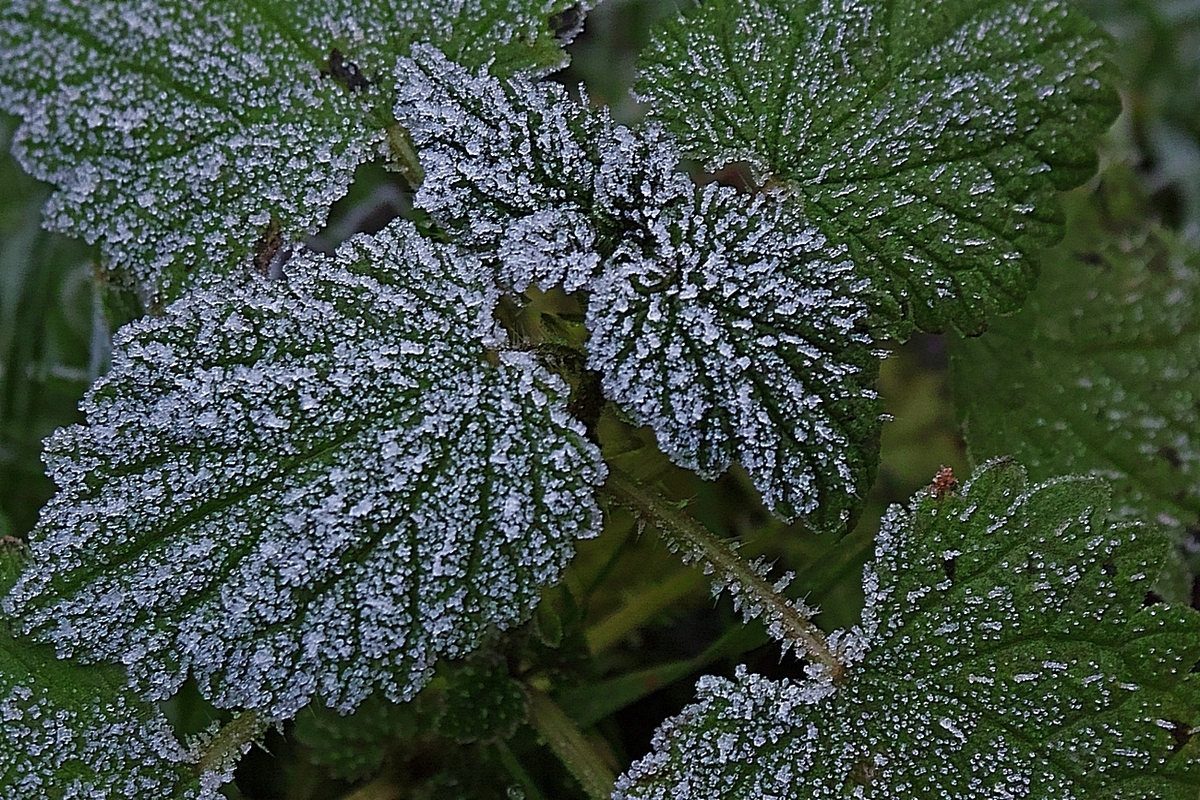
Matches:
[[395, 43, 606, 291], [0, 542, 227, 799], [616, 460, 1200, 798], [587, 185, 881, 527], [951, 187, 1200, 543], [396, 46, 881, 525], [4, 219, 606, 721], [637, 0, 1120, 332], [0, 0, 582, 304]]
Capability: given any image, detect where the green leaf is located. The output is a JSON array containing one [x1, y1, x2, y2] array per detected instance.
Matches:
[[949, 176, 1200, 542], [615, 460, 1200, 798], [586, 185, 882, 528], [637, 0, 1120, 333], [0, 0, 580, 305], [397, 46, 882, 526], [3, 219, 606, 721], [0, 540, 234, 799]]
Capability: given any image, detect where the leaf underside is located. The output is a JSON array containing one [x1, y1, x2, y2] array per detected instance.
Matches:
[[637, 0, 1120, 334], [616, 460, 1200, 799], [397, 46, 882, 527], [0, 0, 579, 305], [950, 178, 1200, 542], [3, 219, 605, 721]]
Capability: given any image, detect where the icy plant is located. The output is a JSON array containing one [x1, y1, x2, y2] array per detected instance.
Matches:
[[0, 0, 1197, 798]]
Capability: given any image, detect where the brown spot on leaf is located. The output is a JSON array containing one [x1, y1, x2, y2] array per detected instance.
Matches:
[[928, 466, 958, 500]]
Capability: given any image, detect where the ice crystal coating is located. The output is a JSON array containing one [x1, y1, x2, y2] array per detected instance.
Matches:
[[4, 219, 606, 721], [0, 541, 229, 799], [637, 0, 1120, 333], [395, 45, 695, 291], [588, 185, 881, 527], [395, 44, 606, 291], [951, 178, 1200, 542], [396, 47, 881, 524], [0, 1, 582, 305], [616, 460, 1200, 798]]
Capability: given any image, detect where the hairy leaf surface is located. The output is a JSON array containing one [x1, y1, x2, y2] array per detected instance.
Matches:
[[950, 185, 1200, 541], [397, 46, 882, 526], [637, 0, 1120, 333], [616, 460, 1200, 798], [587, 185, 881, 527], [0, 540, 232, 799], [3, 219, 605, 721], [0, 0, 580, 304]]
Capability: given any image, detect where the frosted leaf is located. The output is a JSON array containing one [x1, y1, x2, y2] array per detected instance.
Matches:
[[498, 205, 601, 293], [0, 0, 583, 305], [395, 46, 881, 524], [616, 460, 1200, 798], [587, 184, 881, 527], [0, 540, 230, 799], [3, 218, 606, 721], [637, 0, 1120, 333], [951, 176, 1200, 543], [394, 45, 692, 293], [395, 44, 605, 290]]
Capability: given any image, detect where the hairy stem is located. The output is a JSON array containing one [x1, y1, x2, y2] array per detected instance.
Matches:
[[193, 710, 269, 778], [383, 122, 424, 187], [524, 686, 615, 800], [601, 469, 842, 677]]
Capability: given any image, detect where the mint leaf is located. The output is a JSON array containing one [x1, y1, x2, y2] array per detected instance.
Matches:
[[587, 185, 881, 528], [616, 460, 1200, 798], [3, 219, 605, 721], [637, 0, 1119, 333], [0, 1, 579, 305], [950, 182, 1200, 541], [0, 540, 233, 799]]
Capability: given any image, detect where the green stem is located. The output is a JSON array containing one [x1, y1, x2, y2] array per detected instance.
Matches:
[[193, 710, 269, 778], [383, 122, 424, 186], [601, 469, 842, 678], [585, 567, 705, 654], [494, 740, 550, 800], [338, 773, 403, 800], [524, 686, 615, 800]]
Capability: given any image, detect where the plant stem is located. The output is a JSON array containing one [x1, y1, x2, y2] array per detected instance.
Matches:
[[383, 122, 424, 186], [524, 686, 615, 800], [338, 773, 403, 800], [585, 567, 705, 654], [601, 469, 842, 678], [193, 710, 269, 778]]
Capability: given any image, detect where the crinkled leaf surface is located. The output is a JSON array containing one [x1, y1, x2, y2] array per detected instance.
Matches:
[[395, 43, 628, 294], [0, 0, 581, 305], [587, 184, 881, 528], [3, 219, 605, 721], [637, 0, 1119, 333], [950, 180, 1200, 540], [0, 541, 231, 799], [616, 460, 1200, 799], [397, 46, 882, 526]]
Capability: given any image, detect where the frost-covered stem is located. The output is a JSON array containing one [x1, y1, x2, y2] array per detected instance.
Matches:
[[602, 470, 842, 677], [383, 122, 424, 186], [524, 686, 615, 800], [585, 568, 705, 654], [192, 710, 269, 778]]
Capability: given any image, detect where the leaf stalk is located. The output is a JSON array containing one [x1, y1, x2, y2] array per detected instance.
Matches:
[[601, 469, 842, 678]]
